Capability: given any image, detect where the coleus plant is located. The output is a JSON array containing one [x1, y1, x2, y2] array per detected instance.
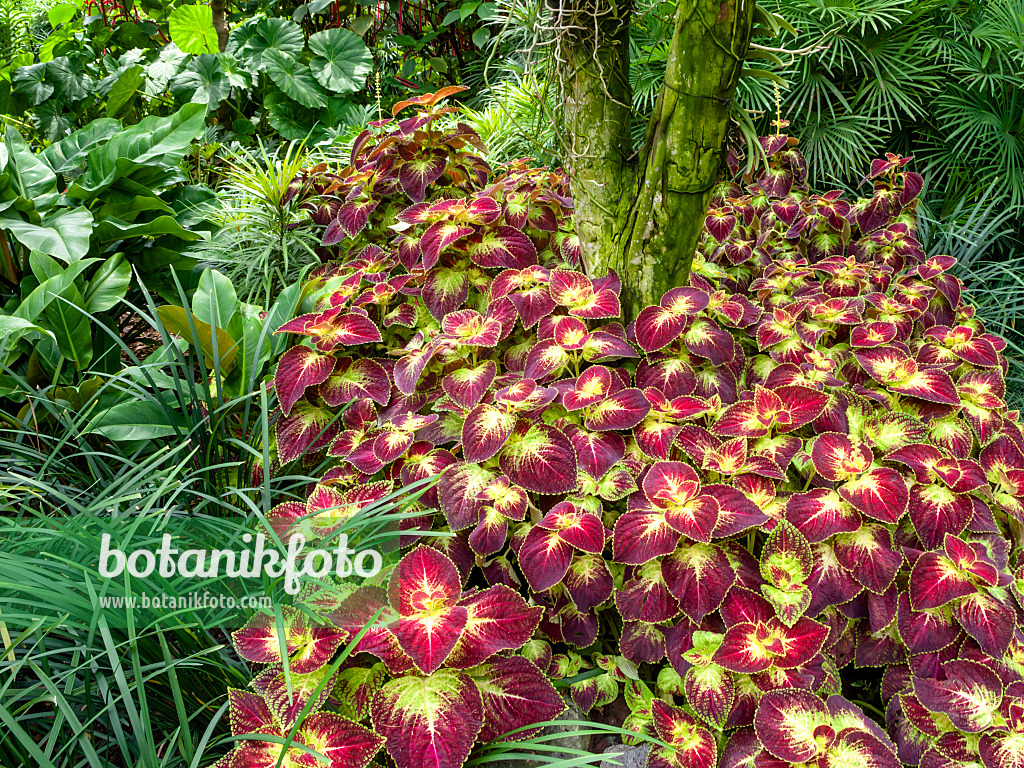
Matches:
[[219, 91, 1024, 768]]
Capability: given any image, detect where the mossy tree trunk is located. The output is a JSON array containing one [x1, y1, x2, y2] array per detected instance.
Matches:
[[558, 0, 755, 317]]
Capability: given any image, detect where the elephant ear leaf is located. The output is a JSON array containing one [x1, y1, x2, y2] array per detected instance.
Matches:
[[168, 3, 219, 54], [308, 28, 372, 93], [40, 119, 120, 174], [263, 49, 328, 108], [69, 104, 207, 197], [2, 207, 93, 263]]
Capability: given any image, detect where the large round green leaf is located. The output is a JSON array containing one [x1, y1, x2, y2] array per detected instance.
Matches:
[[308, 27, 372, 94], [265, 88, 319, 140], [228, 18, 303, 70], [263, 49, 327, 108], [171, 54, 231, 110], [48, 56, 94, 101], [12, 63, 54, 106], [168, 4, 218, 54], [105, 65, 145, 117]]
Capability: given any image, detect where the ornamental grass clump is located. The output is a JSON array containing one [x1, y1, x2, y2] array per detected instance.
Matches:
[[219, 88, 1024, 768]]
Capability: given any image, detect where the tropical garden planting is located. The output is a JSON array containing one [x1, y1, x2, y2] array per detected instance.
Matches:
[[1, 0, 1023, 767]]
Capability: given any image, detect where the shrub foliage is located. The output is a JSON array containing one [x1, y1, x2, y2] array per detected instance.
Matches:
[[222, 90, 1024, 768]]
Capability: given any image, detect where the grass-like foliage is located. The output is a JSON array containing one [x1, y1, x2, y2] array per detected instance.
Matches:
[[210, 89, 1024, 768]]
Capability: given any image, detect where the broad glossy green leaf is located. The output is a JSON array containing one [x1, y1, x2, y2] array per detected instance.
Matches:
[[156, 305, 239, 372], [227, 17, 303, 70], [40, 119, 120, 174], [69, 104, 207, 197], [192, 268, 238, 329], [4, 125, 58, 201], [14, 259, 99, 322], [12, 63, 53, 105], [43, 283, 92, 369], [146, 43, 188, 95], [169, 3, 218, 54], [263, 49, 327, 108], [171, 54, 230, 110], [2, 207, 93, 263], [105, 65, 145, 117], [0, 316, 57, 347], [84, 254, 131, 312], [93, 214, 196, 244], [48, 3, 78, 27], [29, 251, 63, 281], [308, 27, 372, 93], [48, 56, 94, 101], [86, 400, 188, 440], [266, 89, 319, 140]]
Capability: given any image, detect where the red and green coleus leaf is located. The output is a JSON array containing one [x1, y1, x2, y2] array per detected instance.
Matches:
[[498, 422, 578, 494], [398, 151, 447, 202], [648, 699, 718, 768], [662, 542, 737, 623], [616, 561, 680, 622], [925, 324, 1000, 368], [908, 483, 974, 549], [896, 594, 961, 654], [331, 663, 386, 722], [685, 317, 736, 365], [713, 617, 828, 673], [639, 461, 719, 543], [760, 520, 813, 587], [981, 733, 1024, 768], [571, 671, 619, 713], [634, 288, 709, 353], [564, 365, 615, 410], [470, 656, 567, 742], [613, 507, 680, 565], [370, 669, 484, 768], [275, 345, 335, 415], [263, 666, 336, 729], [422, 268, 470, 322], [568, 553, 615, 612], [229, 688, 275, 735], [821, 727, 902, 768], [912, 659, 1004, 733], [446, 584, 543, 668], [685, 661, 736, 729], [838, 468, 909, 524], [229, 716, 382, 768], [954, 588, 1016, 657], [565, 424, 625, 479], [754, 688, 830, 763], [441, 309, 502, 347], [908, 548, 977, 610], [810, 432, 874, 481], [833, 523, 903, 593], [298, 712, 385, 768], [519, 524, 574, 592], [276, 401, 337, 465], [538, 501, 607, 553], [785, 489, 861, 543], [462, 403, 517, 462], [466, 226, 538, 269], [232, 607, 346, 672], [439, 462, 496, 530], [442, 361, 497, 409], [389, 546, 466, 674], [584, 387, 652, 431]]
